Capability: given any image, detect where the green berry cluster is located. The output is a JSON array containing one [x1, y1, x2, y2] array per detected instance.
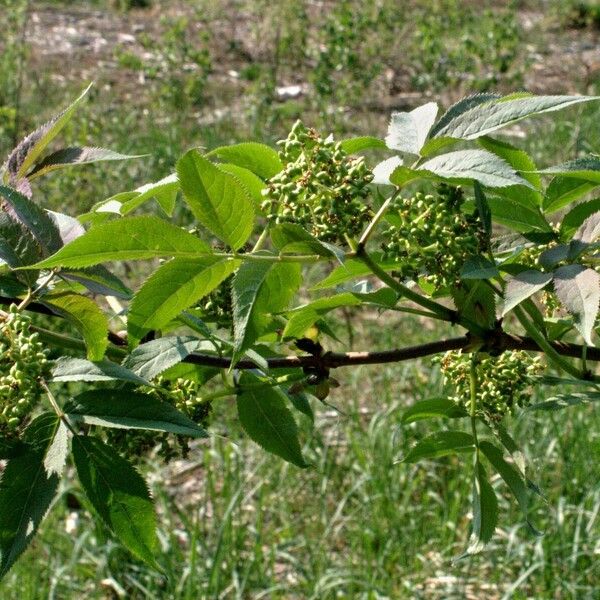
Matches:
[[381, 185, 485, 290], [0, 305, 50, 436], [105, 376, 211, 462], [438, 350, 543, 418], [201, 274, 233, 326], [261, 120, 373, 245]]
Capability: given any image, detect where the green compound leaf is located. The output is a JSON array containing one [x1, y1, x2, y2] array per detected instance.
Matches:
[[480, 441, 540, 535], [430, 94, 598, 141], [217, 164, 266, 207], [502, 270, 553, 316], [65, 390, 207, 437], [29, 216, 211, 269], [0, 414, 66, 579], [553, 264, 600, 345], [236, 372, 308, 468], [177, 149, 254, 250], [401, 398, 467, 424], [573, 212, 600, 243], [61, 265, 132, 299], [401, 430, 475, 463], [43, 292, 109, 361], [461, 462, 498, 557], [460, 256, 499, 280], [27, 147, 143, 180], [385, 102, 438, 155], [271, 223, 344, 261], [0, 185, 63, 255], [232, 260, 301, 365], [122, 336, 218, 382], [208, 142, 283, 180], [5, 83, 92, 181], [52, 357, 150, 386], [418, 150, 535, 189], [72, 436, 160, 569], [537, 155, 600, 183], [128, 256, 238, 346]]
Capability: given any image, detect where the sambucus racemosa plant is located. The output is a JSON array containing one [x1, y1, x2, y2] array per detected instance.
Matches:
[[1, 84, 600, 573]]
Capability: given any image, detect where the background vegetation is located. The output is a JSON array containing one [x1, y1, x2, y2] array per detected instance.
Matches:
[[1, 0, 600, 597]]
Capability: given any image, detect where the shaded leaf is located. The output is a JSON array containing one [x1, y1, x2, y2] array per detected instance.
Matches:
[[65, 390, 207, 437], [463, 462, 498, 556], [208, 142, 283, 179], [401, 431, 475, 463], [340, 136, 387, 154], [72, 436, 159, 568], [502, 270, 553, 316], [560, 199, 600, 239], [52, 357, 149, 386], [401, 398, 467, 424], [237, 372, 308, 467], [553, 264, 600, 345]]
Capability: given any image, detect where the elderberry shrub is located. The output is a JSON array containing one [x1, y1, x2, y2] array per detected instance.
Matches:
[[0, 305, 50, 436], [438, 350, 543, 419], [261, 120, 373, 246], [381, 184, 486, 290], [105, 377, 212, 462]]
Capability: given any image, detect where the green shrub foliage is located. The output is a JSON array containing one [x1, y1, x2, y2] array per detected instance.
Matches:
[[1, 85, 600, 574]]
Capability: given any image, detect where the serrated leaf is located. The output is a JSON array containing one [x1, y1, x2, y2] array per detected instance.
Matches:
[[52, 357, 149, 386], [544, 177, 596, 214], [232, 261, 301, 364], [177, 150, 254, 250], [480, 441, 540, 535], [418, 150, 535, 189], [61, 265, 132, 299], [123, 337, 219, 381], [72, 436, 159, 568], [487, 196, 552, 233], [401, 430, 475, 463], [537, 156, 600, 184], [428, 93, 501, 140], [340, 136, 386, 154], [65, 390, 207, 437], [401, 398, 467, 424], [463, 462, 498, 556], [474, 181, 491, 238], [208, 142, 283, 179], [311, 252, 401, 290], [271, 223, 343, 260], [128, 256, 238, 346], [573, 212, 600, 243], [553, 264, 600, 345], [29, 216, 211, 269], [460, 256, 499, 280], [5, 83, 92, 180], [561, 200, 600, 238], [0, 185, 62, 255], [43, 292, 109, 360], [27, 147, 142, 179], [385, 102, 438, 155], [502, 270, 553, 315], [431, 94, 598, 141], [217, 164, 265, 207], [88, 174, 180, 219], [237, 372, 308, 467], [0, 414, 65, 578], [372, 156, 403, 185], [452, 281, 496, 330], [282, 289, 397, 339], [286, 390, 314, 423]]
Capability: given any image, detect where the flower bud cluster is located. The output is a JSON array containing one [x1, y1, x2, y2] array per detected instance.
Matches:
[[0, 305, 50, 435], [261, 120, 373, 245], [106, 376, 211, 462], [382, 184, 485, 290], [438, 350, 543, 418]]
